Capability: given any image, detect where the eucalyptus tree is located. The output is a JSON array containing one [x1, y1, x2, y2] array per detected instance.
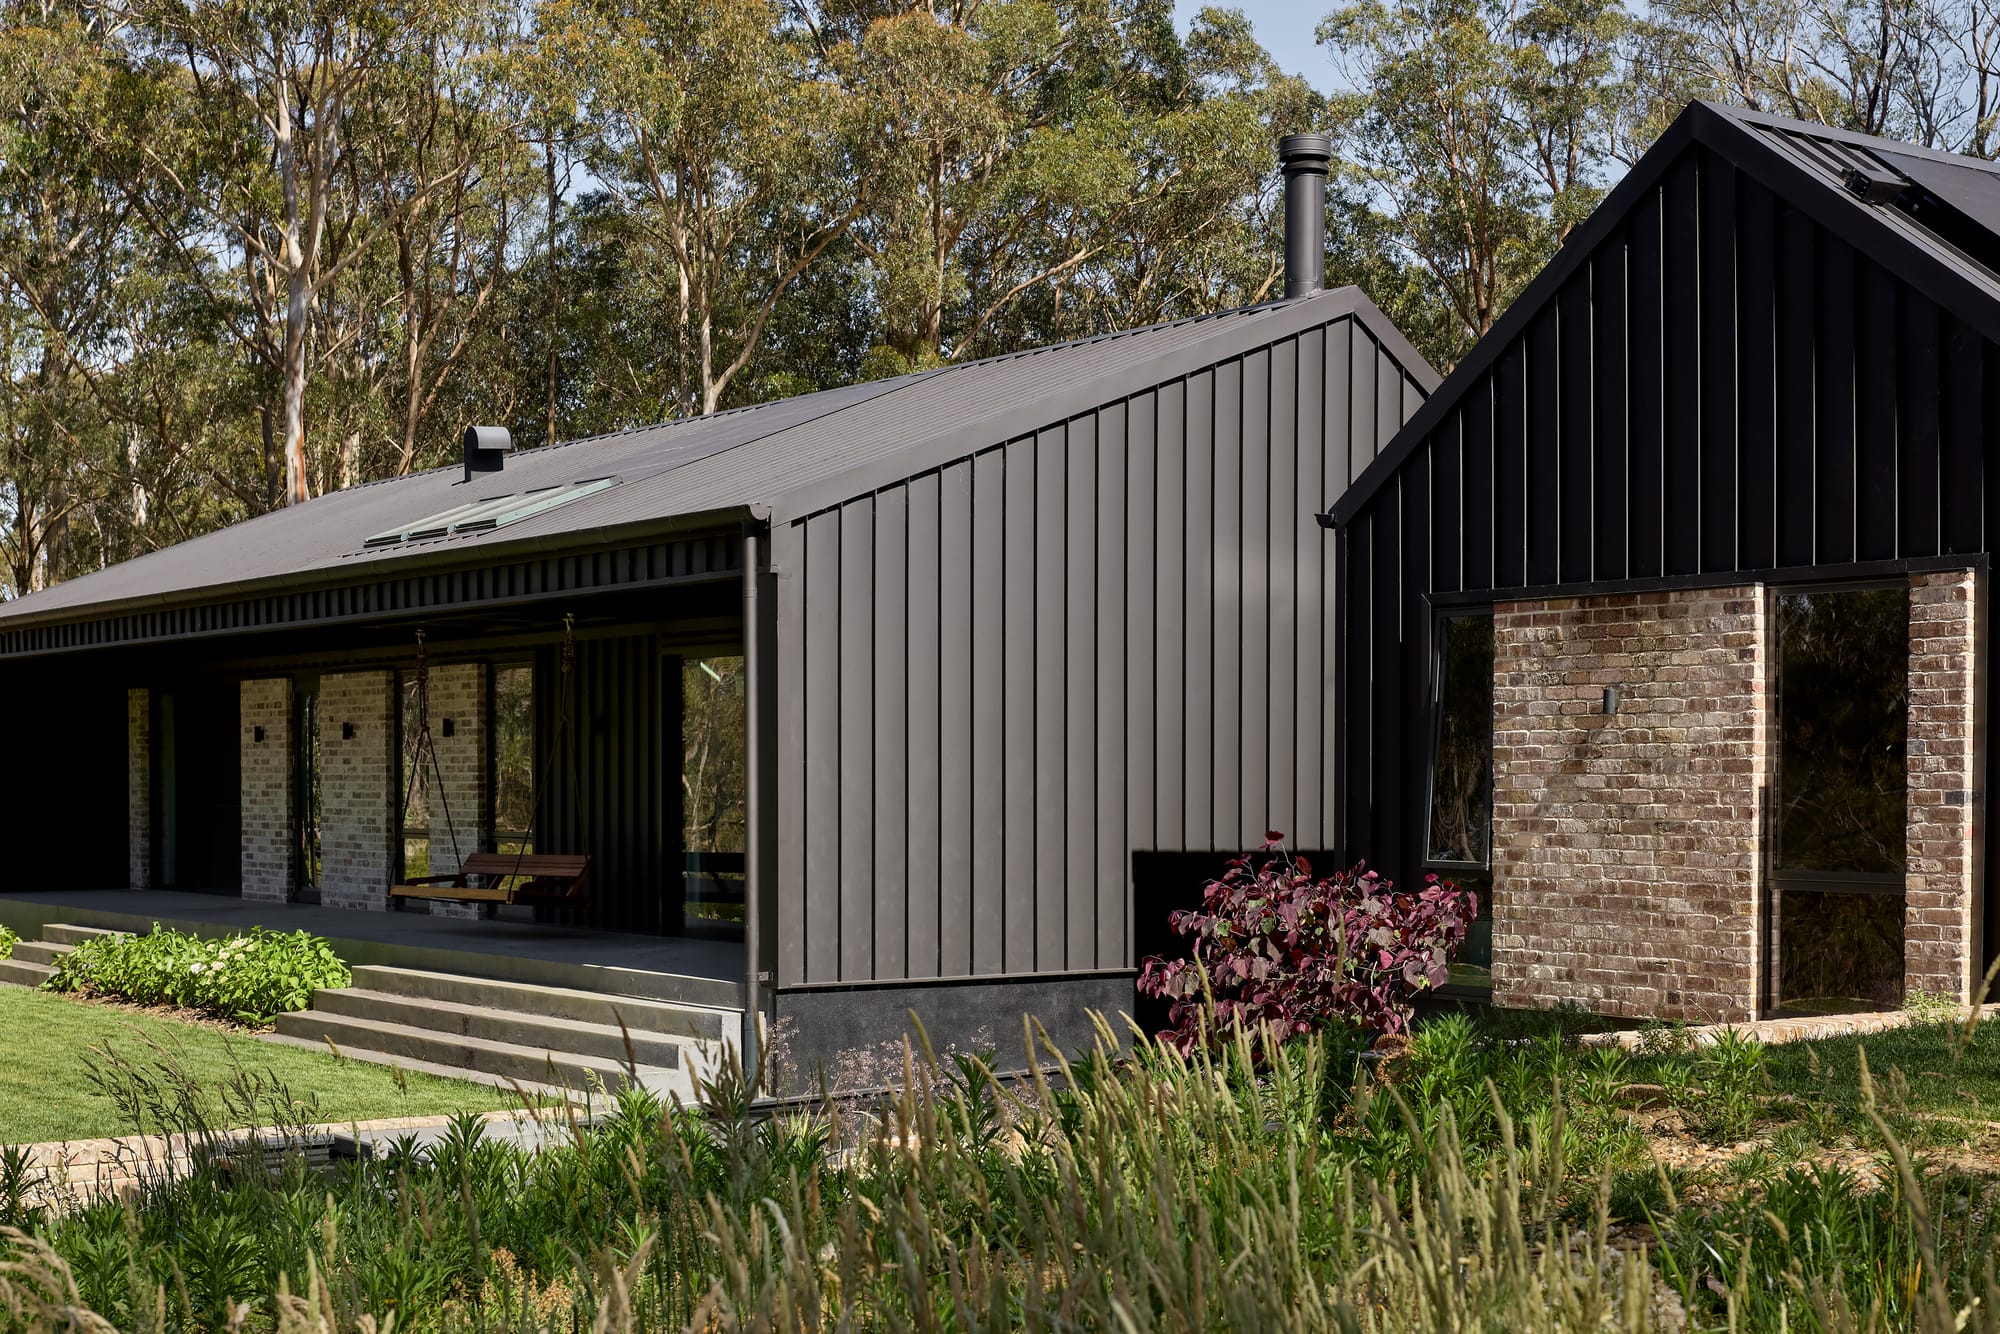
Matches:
[[1004, 4, 1320, 338], [0, 2, 136, 594], [814, 0, 1129, 369], [1319, 0, 1629, 366], [354, 5, 532, 477], [118, 0, 511, 505], [545, 0, 875, 419], [1627, 0, 2000, 156]]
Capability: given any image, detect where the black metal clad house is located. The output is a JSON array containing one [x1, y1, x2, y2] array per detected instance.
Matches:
[[0, 146, 1436, 1068], [1330, 101, 2000, 1019]]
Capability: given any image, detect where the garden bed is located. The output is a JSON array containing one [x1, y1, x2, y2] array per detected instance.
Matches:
[[2, 1004, 1999, 1330]]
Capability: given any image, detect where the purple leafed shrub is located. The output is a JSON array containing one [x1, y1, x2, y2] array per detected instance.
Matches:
[[1136, 834, 1478, 1054]]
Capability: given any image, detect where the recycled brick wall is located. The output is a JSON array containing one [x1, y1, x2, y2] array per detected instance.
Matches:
[[127, 688, 150, 889], [416, 663, 488, 919], [320, 671, 394, 911], [1490, 586, 1767, 1023], [1906, 568, 1983, 1001], [240, 678, 293, 903]]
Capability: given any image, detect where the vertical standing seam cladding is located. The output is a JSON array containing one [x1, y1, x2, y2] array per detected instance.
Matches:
[[1332, 108, 1998, 956], [774, 314, 1428, 987]]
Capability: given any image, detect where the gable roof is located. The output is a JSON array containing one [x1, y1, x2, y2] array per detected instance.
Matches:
[[1330, 100, 2000, 528], [0, 287, 1434, 635]]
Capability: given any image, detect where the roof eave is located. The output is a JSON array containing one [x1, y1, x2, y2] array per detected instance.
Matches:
[[0, 503, 766, 639]]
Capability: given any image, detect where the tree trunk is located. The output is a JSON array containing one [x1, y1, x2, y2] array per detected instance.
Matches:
[[276, 67, 311, 506], [284, 268, 311, 504], [545, 126, 560, 447], [261, 399, 281, 509]]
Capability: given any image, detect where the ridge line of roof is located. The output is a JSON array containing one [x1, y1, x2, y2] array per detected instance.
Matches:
[[763, 287, 1428, 525], [1704, 101, 2000, 177]]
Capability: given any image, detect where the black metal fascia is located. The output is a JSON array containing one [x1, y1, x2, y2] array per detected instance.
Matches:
[[0, 500, 760, 656], [1421, 552, 1991, 610], [0, 507, 763, 660]]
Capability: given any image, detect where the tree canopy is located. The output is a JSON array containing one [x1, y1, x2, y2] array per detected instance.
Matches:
[[0, 0, 1988, 597]]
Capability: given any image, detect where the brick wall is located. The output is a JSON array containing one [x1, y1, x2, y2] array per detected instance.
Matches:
[[127, 688, 150, 889], [240, 678, 293, 903], [1906, 569, 1983, 1001], [416, 663, 488, 918], [1490, 587, 1767, 1023], [319, 671, 394, 911]]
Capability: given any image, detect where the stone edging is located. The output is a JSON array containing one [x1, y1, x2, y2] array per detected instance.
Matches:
[[1579, 1003, 2000, 1050], [16, 1107, 572, 1210]]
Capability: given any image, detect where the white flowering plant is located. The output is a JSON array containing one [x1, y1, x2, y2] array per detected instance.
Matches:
[[44, 924, 349, 1024]]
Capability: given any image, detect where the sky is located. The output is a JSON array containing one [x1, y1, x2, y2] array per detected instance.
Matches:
[[1173, 0, 1337, 94]]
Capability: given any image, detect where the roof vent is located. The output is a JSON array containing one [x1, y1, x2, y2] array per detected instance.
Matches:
[[463, 425, 512, 482], [1279, 133, 1333, 299], [1843, 163, 1908, 206]]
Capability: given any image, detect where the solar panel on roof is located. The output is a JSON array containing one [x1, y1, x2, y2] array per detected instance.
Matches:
[[364, 477, 620, 548]]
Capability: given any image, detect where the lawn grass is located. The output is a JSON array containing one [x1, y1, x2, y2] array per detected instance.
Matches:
[[0, 985, 506, 1145], [1761, 1014, 2000, 1110]]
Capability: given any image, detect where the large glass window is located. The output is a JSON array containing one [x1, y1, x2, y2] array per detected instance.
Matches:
[[1426, 614, 1495, 866], [399, 673, 439, 879], [1772, 585, 1909, 1013], [293, 683, 322, 899], [1425, 612, 1495, 983], [493, 664, 535, 860], [681, 655, 747, 934], [1774, 588, 1908, 876]]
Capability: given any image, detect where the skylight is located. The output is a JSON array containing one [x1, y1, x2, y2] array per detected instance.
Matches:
[[364, 477, 620, 548]]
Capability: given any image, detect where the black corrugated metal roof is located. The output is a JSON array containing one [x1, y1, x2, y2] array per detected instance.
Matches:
[[1332, 100, 2000, 529], [0, 287, 1432, 633]]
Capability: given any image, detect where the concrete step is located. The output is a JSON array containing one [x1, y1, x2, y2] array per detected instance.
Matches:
[[271, 1009, 679, 1094], [310, 988, 691, 1068], [42, 924, 124, 946], [348, 965, 732, 1040], [255, 1032, 589, 1104], [11, 940, 71, 967], [0, 958, 53, 988]]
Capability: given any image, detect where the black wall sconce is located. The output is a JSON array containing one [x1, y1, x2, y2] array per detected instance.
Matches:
[[441, 717, 456, 738], [253, 725, 266, 743], [341, 721, 356, 740], [1602, 686, 1620, 716]]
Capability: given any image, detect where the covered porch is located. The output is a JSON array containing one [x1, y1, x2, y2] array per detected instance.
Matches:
[[0, 519, 778, 1032]]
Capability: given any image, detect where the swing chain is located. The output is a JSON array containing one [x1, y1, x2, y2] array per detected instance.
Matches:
[[399, 627, 465, 878]]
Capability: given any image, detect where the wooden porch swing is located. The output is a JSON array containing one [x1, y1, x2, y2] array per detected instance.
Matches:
[[390, 617, 592, 909]]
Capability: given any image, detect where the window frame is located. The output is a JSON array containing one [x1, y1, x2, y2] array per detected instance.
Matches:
[[1421, 608, 1497, 874], [1767, 577, 1910, 898], [487, 658, 537, 860]]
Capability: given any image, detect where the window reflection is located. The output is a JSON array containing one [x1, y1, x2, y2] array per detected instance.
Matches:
[[1775, 588, 1907, 875], [1426, 614, 1495, 866]]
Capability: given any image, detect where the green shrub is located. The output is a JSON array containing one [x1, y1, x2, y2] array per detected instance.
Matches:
[[43, 924, 349, 1024], [0, 926, 15, 961]]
